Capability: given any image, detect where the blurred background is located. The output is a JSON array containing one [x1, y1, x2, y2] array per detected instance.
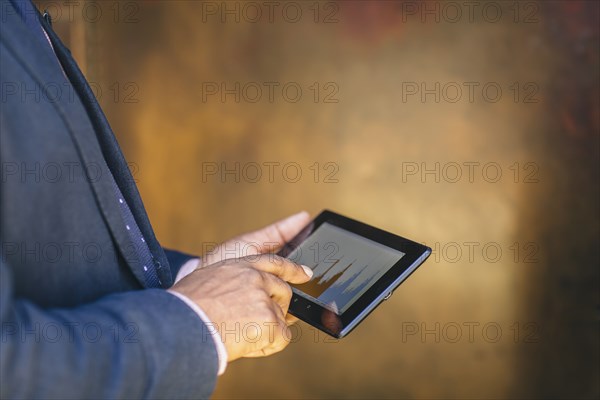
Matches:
[[37, 0, 598, 398]]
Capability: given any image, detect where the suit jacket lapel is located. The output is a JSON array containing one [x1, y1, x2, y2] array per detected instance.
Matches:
[[39, 18, 173, 288], [1, 0, 172, 287]]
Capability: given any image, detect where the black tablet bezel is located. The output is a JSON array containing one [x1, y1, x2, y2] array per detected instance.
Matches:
[[278, 210, 431, 338]]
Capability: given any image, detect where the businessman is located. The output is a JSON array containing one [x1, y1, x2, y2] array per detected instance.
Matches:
[[0, 0, 313, 398]]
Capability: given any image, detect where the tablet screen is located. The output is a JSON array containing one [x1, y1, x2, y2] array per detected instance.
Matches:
[[287, 222, 405, 315]]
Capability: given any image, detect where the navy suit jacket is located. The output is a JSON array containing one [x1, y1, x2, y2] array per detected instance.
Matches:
[[0, 1, 218, 397]]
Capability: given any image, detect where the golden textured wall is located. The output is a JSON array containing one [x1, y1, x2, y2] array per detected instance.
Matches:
[[39, 1, 598, 398]]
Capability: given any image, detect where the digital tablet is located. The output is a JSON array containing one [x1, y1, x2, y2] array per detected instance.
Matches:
[[278, 210, 431, 338]]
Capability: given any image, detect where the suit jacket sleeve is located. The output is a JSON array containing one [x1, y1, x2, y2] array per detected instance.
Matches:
[[0, 259, 219, 399]]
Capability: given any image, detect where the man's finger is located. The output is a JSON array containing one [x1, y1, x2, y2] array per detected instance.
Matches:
[[238, 211, 311, 253], [259, 272, 293, 314], [244, 322, 291, 358], [248, 254, 313, 284], [285, 314, 299, 326], [265, 210, 311, 243]]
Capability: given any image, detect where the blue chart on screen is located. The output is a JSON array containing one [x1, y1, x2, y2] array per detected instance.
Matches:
[[287, 223, 405, 314]]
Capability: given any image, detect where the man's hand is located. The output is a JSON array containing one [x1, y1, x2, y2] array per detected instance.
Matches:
[[170, 254, 313, 361], [199, 211, 311, 268]]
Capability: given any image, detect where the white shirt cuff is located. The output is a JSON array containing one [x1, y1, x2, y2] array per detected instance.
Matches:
[[175, 258, 201, 283]]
